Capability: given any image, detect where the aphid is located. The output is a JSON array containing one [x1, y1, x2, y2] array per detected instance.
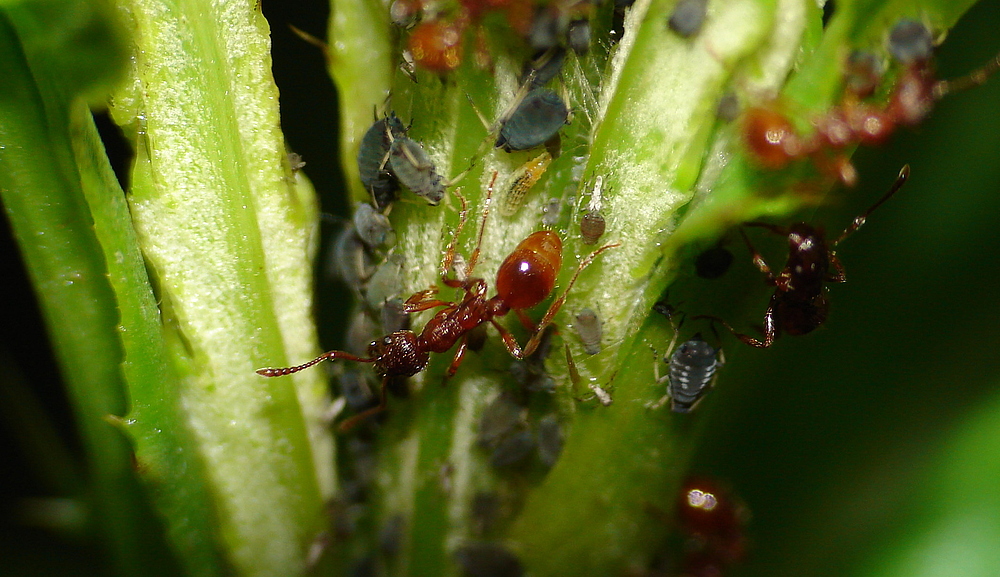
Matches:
[[536, 414, 563, 468], [588, 383, 613, 406], [499, 151, 552, 216], [330, 224, 374, 295], [470, 492, 502, 536], [668, 0, 708, 38], [364, 253, 406, 311], [659, 334, 723, 413], [489, 428, 536, 468], [380, 297, 411, 334], [453, 542, 524, 577], [338, 370, 379, 414], [541, 197, 562, 228], [566, 19, 590, 55], [389, 0, 420, 28], [408, 19, 465, 73], [521, 47, 566, 89], [353, 202, 394, 248], [477, 394, 524, 449], [694, 244, 733, 279], [573, 307, 602, 355], [257, 172, 618, 431], [843, 51, 882, 98], [388, 136, 446, 205], [508, 324, 556, 393], [887, 18, 934, 65], [496, 88, 569, 152], [527, 6, 561, 51], [358, 113, 406, 209], [580, 175, 606, 245], [287, 152, 306, 172], [700, 165, 910, 348]]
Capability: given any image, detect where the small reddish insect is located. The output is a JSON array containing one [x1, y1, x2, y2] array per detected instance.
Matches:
[[742, 19, 1000, 185], [699, 165, 909, 348], [677, 477, 749, 572], [408, 19, 466, 73], [257, 172, 618, 430]]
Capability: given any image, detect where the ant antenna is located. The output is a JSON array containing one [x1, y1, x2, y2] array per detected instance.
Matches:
[[834, 164, 910, 246], [933, 51, 1000, 99], [256, 350, 374, 377]]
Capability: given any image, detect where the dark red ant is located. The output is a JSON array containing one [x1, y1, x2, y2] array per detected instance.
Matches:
[[698, 165, 909, 348], [743, 19, 1000, 186], [257, 172, 618, 430]]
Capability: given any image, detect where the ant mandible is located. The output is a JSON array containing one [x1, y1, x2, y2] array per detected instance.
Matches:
[[257, 171, 618, 430], [698, 165, 909, 348]]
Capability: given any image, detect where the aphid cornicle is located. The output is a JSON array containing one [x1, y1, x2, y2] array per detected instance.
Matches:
[[496, 88, 569, 152], [358, 113, 406, 209]]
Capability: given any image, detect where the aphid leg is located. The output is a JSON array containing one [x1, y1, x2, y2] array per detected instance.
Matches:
[[521, 242, 619, 357], [256, 350, 375, 377], [337, 377, 390, 433], [832, 164, 910, 246]]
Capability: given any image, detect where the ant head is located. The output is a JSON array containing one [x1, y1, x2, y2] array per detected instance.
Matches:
[[786, 222, 824, 252], [368, 331, 429, 378]]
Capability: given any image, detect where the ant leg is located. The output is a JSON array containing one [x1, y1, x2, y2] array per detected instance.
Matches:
[[337, 377, 389, 433], [826, 253, 847, 283], [833, 164, 910, 246], [463, 171, 499, 279], [522, 242, 620, 357], [515, 309, 538, 334], [490, 319, 526, 359], [256, 350, 374, 377], [404, 287, 456, 313], [445, 337, 469, 379], [738, 227, 778, 283], [694, 313, 775, 349]]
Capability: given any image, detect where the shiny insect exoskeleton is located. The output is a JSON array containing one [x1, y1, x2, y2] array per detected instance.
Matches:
[[358, 113, 406, 209], [257, 172, 617, 430], [676, 476, 749, 574], [496, 88, 569, 152], [700, 166, 910, 348]]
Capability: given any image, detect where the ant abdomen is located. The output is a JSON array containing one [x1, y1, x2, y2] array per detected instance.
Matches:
[[494, 231, 562, 310]]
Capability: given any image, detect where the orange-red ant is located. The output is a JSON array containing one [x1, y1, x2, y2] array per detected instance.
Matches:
[[257, 172, 618, 430], [698, 165, 909, 348], [743, 19, 1000, 186]]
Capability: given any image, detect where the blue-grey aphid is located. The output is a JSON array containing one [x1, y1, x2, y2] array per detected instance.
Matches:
[[567, 19, 591, 55], [668, 0, 708, 38], [388, 137, 446, 205], [353, 202, 393, 248], [664, 334, 723, 413], [496, 88, 568, 152], [888, 19, 934, 65], [358, 114, 406, 209]]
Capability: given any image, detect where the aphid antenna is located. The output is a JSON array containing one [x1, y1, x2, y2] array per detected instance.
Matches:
[[288, 24, 330, 62], [832, 164, 910, 247], [933, 50, 1000, 99]]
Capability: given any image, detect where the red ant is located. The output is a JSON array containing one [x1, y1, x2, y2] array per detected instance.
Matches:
[[257, 172, 618, 430], [697, 165, 909, 348], [743, 19, 1000, 186]]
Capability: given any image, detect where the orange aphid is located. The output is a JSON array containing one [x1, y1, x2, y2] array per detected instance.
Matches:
[[409, 20, 465, 73]]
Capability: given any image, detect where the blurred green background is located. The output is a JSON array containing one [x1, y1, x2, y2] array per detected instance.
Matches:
[[2, 0, 1000, 575]]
